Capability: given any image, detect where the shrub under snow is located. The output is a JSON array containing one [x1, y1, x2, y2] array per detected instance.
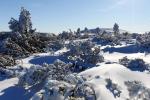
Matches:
[[92, 31, 121, 46], [0, 54, 15, 68], [136, 32, 150, 52], [18, 59, 73, 87], [125, 81, 150, 100], [65, 40, 104, 67], [42, 74, 96, 100], [105, 78, 122, 98], [119, 56, 149, 72]]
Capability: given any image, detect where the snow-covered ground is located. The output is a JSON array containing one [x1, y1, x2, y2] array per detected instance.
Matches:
[[0, 45, 150, 100], [80, 63, 150, 100]]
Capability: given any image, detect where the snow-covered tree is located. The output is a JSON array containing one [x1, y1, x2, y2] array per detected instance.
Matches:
[[95, 27, 101, 34], [8, 7, 34, 34], [84, 27, 89, 33], [113, 23, 119, 36], [8, 18, 19, 32], [76, 28, 81, 37], [19, 7, 33, 34]]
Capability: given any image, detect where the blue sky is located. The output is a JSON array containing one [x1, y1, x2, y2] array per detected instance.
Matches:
[[0, 0, 150, 33]]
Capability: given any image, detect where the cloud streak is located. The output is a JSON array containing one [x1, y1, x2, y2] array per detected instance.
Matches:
[[99, 0, 129, 12]]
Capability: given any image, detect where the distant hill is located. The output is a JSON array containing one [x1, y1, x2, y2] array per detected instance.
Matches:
[[81, 28, 128, 34]]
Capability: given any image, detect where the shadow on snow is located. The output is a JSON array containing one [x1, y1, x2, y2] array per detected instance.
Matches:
[[0, 81, 44, 100], [103, 45, 145, 54], [29, 55, 60, 65]]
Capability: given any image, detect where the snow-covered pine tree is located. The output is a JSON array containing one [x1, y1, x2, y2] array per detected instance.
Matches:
[[84, 27, 89, 33], [8, 18, 19, 33], [76, 28, 81, 37], [113, 23, 119, 36], [19, 7, 33, 34]]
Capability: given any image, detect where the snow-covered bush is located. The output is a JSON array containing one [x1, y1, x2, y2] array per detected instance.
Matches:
[[117, 32, 133, 44], [73, 83, 96, 100], [58, 31, 75, 40], [0, 65, 25, 77], [18, 59, 73, 87], [105, 78, 122, 98], [46, 40, 65, 52], [0, 67, 15, 77], [18, 65, 48, 86], [125, 81, 150, 100], [0, 54, 15, 68], [65, 40, 104, 67], [92, 31, 121, 46], [43, 74, 96, 100], [2, 38, 29, 58], [119, 56, 130, 67], [136, 32, 150, 52], [119, 57, 149, 72], [43, 80, 73, 100]]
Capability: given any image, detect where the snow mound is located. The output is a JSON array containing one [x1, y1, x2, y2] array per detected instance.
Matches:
[[79, 63, 150, 100]]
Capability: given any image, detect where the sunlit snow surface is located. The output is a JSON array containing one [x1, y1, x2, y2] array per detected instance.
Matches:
[[0, 45, 150, 100]]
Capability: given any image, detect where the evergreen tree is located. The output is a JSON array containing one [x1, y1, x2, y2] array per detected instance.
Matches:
[[84, 27, 88, 33], [76, 28, 81, 36], [113, 23, 119, 36], [19, 7, 32, 34], [8, 18, 19, 32], [8, 7, 34, 34], [95, 27, 101, 34]]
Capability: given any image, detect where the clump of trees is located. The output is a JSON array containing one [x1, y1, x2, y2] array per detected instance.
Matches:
[[8, 7, 34, 34], [119, 57, 149, 72], [0, 7, 60, 59]]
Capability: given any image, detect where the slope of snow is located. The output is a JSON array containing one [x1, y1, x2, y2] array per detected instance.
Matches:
[[79, 63, 150, 100]]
